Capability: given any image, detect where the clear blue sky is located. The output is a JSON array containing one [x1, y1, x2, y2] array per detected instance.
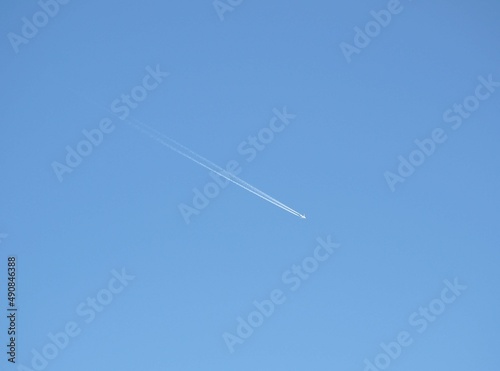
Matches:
[[1, 1, 499, 370]]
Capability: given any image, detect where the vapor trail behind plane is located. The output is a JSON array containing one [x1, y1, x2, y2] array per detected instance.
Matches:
[[128, 118, 306, 219], [71, 91, 305, 219]]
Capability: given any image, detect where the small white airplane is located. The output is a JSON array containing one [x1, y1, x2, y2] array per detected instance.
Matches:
[[300, 214, 306, 219]]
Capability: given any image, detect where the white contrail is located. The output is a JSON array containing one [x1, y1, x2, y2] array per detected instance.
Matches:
[[127, 117, 306, 219], [70, 90, 305, 219]]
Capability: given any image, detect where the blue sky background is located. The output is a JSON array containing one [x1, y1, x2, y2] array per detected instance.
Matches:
[[1, 0, 499, 370]]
